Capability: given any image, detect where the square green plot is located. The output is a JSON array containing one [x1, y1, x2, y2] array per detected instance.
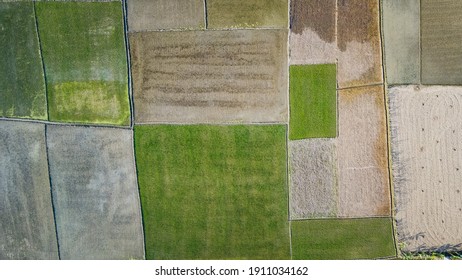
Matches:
[[36, 1, 130, 126], [134, 125, 290, 260], [289, 64, 337, 140], [207, 0, 288, 29], [291, 218, 396, 260], [0, 2, 47, 120]]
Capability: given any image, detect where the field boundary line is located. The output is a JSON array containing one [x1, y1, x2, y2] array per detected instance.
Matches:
[[203, 0, 208, 29], [290, 215, 392, 222], [44, 125, 61, 260], [32, 2, 49, 121], [127, 27, 288, 34], [379, 0, 399, 258], [0, 117, 132, 130], [121, 0, 135, 128], [337, 82, 384, 91], [130, 129, 147, 260]]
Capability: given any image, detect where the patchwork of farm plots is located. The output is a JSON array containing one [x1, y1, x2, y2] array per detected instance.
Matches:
[[1, 0, 461, 259]]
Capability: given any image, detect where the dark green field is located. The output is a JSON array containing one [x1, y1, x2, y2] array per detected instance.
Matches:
[[291, 218, 396, 259], [289, 64, 337, 140], [0, 2, 47, 120], [134, 125, 290, 260], [36, 1, 130, 125]]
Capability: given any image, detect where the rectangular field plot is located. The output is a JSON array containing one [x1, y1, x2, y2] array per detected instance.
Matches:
[[337, 85, 390, 217], [291, 218, 396, 259], [127, 0, 205, 32], [0, 2, 47, 120], [47, 125, 144, 260], [0, 121, 58, 259], [289, 64, 337, 140], [389, 86, 462, 253], [134, 125, 290, 259], [207, 0, 288, 29], [289, 138, 338, 219], [130, 29, 288, 124], [36, 1, 130, 125]]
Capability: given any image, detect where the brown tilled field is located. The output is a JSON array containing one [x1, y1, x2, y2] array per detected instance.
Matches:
[[390, 85, 462, 252], [130, 29, 288, 124]]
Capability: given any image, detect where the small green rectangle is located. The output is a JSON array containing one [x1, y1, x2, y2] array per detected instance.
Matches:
[[289, 64, 337, 140], [291, 218, 396, 259], [0, 2, 47, 120], [134, 124, 290, 260], [36, 1, 130, 126]]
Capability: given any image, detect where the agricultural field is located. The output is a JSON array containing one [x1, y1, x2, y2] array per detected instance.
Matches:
[[0, 121, 58, 259], [47, 125, 144, 260], [129, 29, 288, 124], [127, 0, 205, 32], [291, 218, 396, 259], [35, 1, 130, 125], [134, 125, 290, 259], [337, 85, 390, 217], [389, 86, 462, 253], [0, 1, 47, 120], [289, 138, 337, 219], [289, 64, 337, 139], [206, 0, 288, 29]]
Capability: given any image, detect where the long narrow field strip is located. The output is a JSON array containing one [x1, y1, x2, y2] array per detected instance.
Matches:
[[337, 85, 390, 217], [0, 120, 58, 260], [134, 125, 290, 260], [382, 0, 420, 85], [35, 1, 130, 126], [206, 0, 288, 29], [289, 64, 337, 140], [389, 86, 462, 253], [129, 29, 288, 124], [291, 218, 396, 259], [127, 0, 205, 32], [47, 125, 144, 260], [0, 2, 47, 120]]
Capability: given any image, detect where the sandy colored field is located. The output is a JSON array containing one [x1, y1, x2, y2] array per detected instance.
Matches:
[[0, 121, 58, 259], [47, 125, 144, 260], [290, 0, 382, 88], [337, 85, 390, 217], [389, 86, 462, 253], [382, 0, 420, 85], [130, 29, 288, 124], [289, 139, 337, 219], [127, 0, 204, 32]]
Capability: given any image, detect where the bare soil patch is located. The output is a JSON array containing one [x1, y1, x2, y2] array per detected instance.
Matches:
[[390, 85, 462, 252], [337, 85, 390, 217]]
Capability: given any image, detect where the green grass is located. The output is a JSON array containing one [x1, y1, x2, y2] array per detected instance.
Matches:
[[0, 2, 47, 120], [291, 218, 396, 259], [207, 0, 288, 29], [36, 1, 129, 125], [134, 125, 290, 260], [289, 64, 337, 140]]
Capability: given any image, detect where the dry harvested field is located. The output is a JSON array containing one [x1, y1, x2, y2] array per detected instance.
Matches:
[[46, 125, 144, 260], [289, 138, 337, 219], [337, 85, 390, 217], [127, 0, 205, 32], [389, 86, 462, 252], [130, 29, 288, 124], [290, 0, 382, 89], [0, 120, 58, 259]]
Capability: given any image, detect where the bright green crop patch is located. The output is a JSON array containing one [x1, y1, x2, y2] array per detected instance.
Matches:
[[291, 218, 396, 259], [135, 125, 290, 260], [0, 2, 47, 120], [289, 64, 337, 140], [36, 1, 129, 125]]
